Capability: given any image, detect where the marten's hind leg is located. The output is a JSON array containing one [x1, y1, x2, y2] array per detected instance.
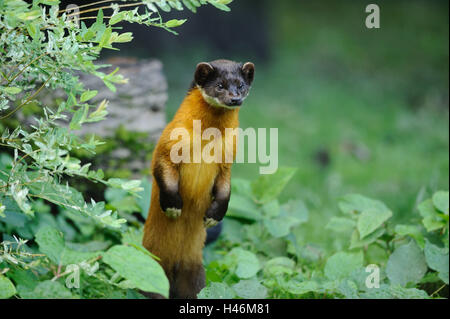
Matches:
[[170, 262, 205, 299]]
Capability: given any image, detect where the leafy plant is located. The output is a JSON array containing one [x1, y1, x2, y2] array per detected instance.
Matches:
[[199, 169, 448, 299], [0, 0, 232, 299]]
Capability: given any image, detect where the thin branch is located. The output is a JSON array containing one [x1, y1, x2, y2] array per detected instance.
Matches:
[[65, 2, 144, 18], [58, 0, 115, 13], [7, 52, 50, 85]]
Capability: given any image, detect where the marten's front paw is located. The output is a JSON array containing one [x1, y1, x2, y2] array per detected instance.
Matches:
[[165, 207, 182, 219], [160, 190, 183, 219], [204, 217, 219, 228]]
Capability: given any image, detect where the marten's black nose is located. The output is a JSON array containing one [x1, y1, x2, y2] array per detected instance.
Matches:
[[230, 98, 242, 106]]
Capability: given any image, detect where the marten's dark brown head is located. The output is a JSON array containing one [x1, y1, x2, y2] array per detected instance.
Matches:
[[193, 59, 255, 109]]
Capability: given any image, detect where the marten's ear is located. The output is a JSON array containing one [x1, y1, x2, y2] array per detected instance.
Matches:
[[242, 62, 255, 85], [195, 62, 214, 86]]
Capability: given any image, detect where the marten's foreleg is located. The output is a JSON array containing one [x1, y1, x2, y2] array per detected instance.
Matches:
[[153, 156, 183, 219], [204, 166, 231, 228]]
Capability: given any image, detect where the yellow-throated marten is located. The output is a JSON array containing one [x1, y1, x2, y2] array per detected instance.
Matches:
[[143, 60, 255, 299]]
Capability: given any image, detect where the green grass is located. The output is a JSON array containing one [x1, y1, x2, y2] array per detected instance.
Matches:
[[160, 0, 449, 251]]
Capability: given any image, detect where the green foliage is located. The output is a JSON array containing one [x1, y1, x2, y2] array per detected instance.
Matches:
[[199, 169, 449, 299], [0, 0, 231, 299], [102, 245, 169, 297]]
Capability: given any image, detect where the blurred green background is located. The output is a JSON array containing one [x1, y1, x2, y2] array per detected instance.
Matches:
[[105, 0, 449, 249]]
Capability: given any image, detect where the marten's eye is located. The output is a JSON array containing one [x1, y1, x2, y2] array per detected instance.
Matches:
[[238, 83, 245, 90], [217, 83, 224, 90]]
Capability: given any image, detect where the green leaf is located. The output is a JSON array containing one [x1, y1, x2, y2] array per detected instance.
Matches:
[[232, 279, 267, 299], [389, 285, 429, 299], [198, 282, 235, 299], [102, 245, 169, 297], [326, 217, 356, 233], [394, 224, 425, 248], [109, 11, 126, 25], [432, 191, 449, 215], [263, 215, 300, 238], [80, 90, 98, 102], [357, 208, 392, 239], [349, 227, 385, 249], [386, 240, 427, 286], [35, 226, 65, 264], [224, 248, 261, 279], [165, 19, 187, 28], [283, 280, 319, 296], [36, 226, 100, 265], [70, 105, 89, 130], [337, 280, 359, 299], [0, 275, 16, 299], [263, 257, 295, 277], [324, 251, 364, 280], [424, 240, 449, 284], [227, 194, 261, 221], [339, 194, 390, 216], [251, 167, 297, 204], [18, 280, 76, 299], [418, 199, 447, 232]]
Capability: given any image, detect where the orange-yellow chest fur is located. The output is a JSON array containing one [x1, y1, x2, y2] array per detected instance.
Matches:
[[167, 88, 238, 209]]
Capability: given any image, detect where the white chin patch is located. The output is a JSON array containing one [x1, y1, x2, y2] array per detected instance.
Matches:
[[197, 86, 237, 110]]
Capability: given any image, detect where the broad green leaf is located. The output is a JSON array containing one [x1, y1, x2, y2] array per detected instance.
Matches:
[[389, 285, 429, 299], [424, 240, 449, 284], [263, 215, 300, 238], [337, 280, 359, 299], [198, 282, 235, 299], [36, 226, 100, 265], [18, 280, 76, 299], [357, 208, 392, 239], [0, 275, 16, 299], [386, 241, 427, 286], [227, 194, 261, 221], [262, 200, 280, 218], [324, 251, 364, 280], [339, 194, 390, 216], [251, 167, 297, 204], [232, 279, 267, 299], [70, 105, 89, 130], [284, 280, 319, 295], [349, 227, 385, 249], [281, 199, 309, 223], [35, 226, 65, 264], [224, 248, 261, 279], [432, 191, 449, 215], [263, 257, 295, 277], [394, 224, 425, 248], [102, 245, 169, 297], [418, 199, 447, 232], [326, 217, 356, 233]]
